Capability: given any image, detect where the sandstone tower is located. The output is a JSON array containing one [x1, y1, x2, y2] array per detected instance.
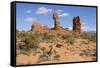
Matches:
[[53, 12, 61, 29], [73, 16, 81, 34], [31, 12, 81, 35]]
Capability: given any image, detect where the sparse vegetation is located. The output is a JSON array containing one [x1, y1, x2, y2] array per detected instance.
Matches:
[[80, 49, 96, 57], [16, 31, 96, 65], [36, 47, 60, 63], [80, 32, 96, 42], [16, 32, 40, 55], [61, 34, 75, 44]]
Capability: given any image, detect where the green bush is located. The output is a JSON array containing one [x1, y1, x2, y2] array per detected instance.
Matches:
[[61, 35, 75, 43], [17, 36, 40, 55], [80, 33, 96, 42], [42, 33, 55, 41]]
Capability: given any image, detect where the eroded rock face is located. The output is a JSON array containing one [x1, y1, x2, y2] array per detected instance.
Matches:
[[31, 13, 81, 35], [53, 12, 61, 29], [49, 12, 71, 35], [31, 23, 48, 33], [73, 16, 81, 34]]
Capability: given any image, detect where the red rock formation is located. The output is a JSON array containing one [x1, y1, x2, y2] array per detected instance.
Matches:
[[31, 22, 48, 33], [49, 12, 71, 35], [31, 12, 74, 35], [53, 12, 61, 29], [73, 16, 81, 34]]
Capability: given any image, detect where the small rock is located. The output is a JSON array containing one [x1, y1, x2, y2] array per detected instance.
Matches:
[[56, 44, 63, 48]]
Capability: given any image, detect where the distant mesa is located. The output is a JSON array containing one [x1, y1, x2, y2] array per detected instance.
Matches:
[[31, 12, 81, 35]]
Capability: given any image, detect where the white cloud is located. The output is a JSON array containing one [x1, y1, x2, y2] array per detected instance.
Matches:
[[24, 17, 37, 23], [82, 22, 88, 31], [82, 26, 88, 30], [68, 26, 72, 30], [82, 22, 96, 31], [81, 22, 85, 28], [26, 10, 31, 14], [59, 13, 69, 17], [56, 10, 62, 12], [56, 10, 69, 17], [36, 7, 52, 15]]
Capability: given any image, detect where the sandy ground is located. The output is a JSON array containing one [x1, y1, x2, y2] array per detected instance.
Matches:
[[16, 39, 96, 65]]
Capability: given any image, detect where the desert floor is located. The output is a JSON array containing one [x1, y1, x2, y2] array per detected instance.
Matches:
[[16, 38, 96, 65]]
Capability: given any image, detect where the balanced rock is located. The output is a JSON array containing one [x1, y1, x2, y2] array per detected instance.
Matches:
[[53, 12, 61, 30]]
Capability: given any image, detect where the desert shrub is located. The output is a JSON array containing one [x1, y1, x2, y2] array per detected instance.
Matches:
[[42, 33, 55, 41], [36, 48, 49, 63], [61, 35, 75, 43], [16, 32, 27, 39], [80, 33, 96, 42], [80, 49, 96, 57], [17, 37, 40, 55], [17, 32, 43, 41], [53, 54, 60, 61], [54, 54, 60, 59], [72, 33, 80, 38], [32, 33, 43, 41], [37, 47, 60, 63], [40, 47, 46, 52], [17, 31, 65, 43], [24, 38, 39, 51], [16, 32, 43, 55]]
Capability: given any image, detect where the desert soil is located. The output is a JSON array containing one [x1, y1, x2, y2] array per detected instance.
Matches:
[[16, 38, 96, 65]]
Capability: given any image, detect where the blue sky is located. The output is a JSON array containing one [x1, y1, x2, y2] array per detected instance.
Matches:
[[16, 3, 97, 31]]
